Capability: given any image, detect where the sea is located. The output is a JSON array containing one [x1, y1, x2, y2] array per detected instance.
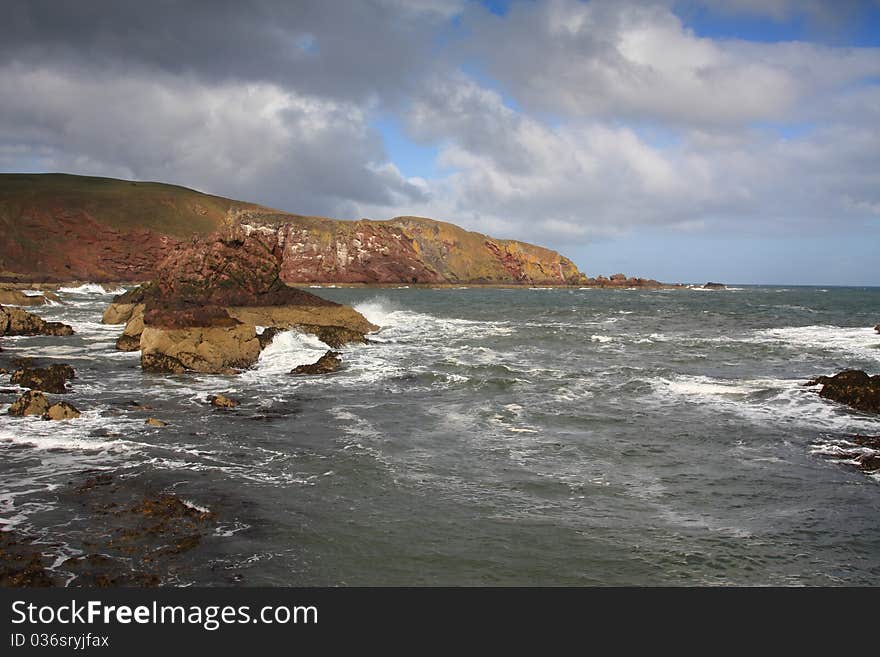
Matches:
[[1, 283, 879, 586]]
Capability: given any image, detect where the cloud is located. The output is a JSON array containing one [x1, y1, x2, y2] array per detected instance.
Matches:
[[0, 62, 427, 215], [462, 0, 880, 125]]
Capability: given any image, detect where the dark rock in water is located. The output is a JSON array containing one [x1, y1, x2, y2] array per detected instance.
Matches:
[[208, 394, 239, 408], [141, 352, 189, 374], [145, 417, 168, 427], [43, 401, 81, 420], [291, 350, 342, 375], [115, 333, 141, 351], [814, 434, 880, 475], [60, 554, 160, 587], [0, 530, 56, 587], [300, 324, 369, 348], [0, 304, 74, 337], [875, 323, 879, 334], [10, 363, 75, 394], [257, 326, 283, 350], [807, 370, 880, 414], [703, 282, 726, 289], [8, 390, 50, 416]]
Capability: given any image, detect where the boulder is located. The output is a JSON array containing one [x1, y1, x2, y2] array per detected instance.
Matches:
[[208, 394, 239, 408], [140, 323, 260, 374], [703, 282, 726, 290], [807, 370, 880, 414], [145, 418, 167, 427], [0, 288, 48, 306], [875, 324, 879, 334], [43, 401, 81, 420], [10, 364, 75, 394], [102, 302, 143, 325], [8, 390, 50, 417], [291, 350, 342, 375], [0, 305, 74, 337]]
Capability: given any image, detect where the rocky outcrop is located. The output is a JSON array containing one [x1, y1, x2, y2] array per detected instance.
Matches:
[[10, 363, 75, 394], [116, 224, 377, 374], [702, 282, 726, 290], [208, 394, 238, 408], [0, 288, 52, 306], [291, 350, 342, 375], [44, 401, 81, 420], [0, 305, 73, 337], [807, 370, 880, 414], [578, 273, 669, 288], [1, 173, 586, 285], [8, 390, 50, 416]]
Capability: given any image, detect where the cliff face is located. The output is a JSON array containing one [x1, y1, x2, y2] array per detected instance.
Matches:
[[0, 173, 583, 285]]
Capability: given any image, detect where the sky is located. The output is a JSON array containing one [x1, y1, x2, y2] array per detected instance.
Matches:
[[1, 0, 879, 285]]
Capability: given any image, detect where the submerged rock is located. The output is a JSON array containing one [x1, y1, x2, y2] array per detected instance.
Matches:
[[807, 370, 880, 414], [0, 305, 74, 337], [10, 363, 75, 394], [208, 394, 239, 408], [8, 390, 50, 416], [145, 417, 168, 427], [291, 350, 342, 375], [43, 401, 81, 420]]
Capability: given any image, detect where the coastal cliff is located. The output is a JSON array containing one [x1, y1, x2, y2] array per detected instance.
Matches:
[[0, 173, 582, 285]]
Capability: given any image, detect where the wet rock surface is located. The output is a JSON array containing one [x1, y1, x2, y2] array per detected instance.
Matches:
[[291, 350, 342, 375], [1, 472, 222, 587], [43, 401, 81, 421], [10, 363, 76, 394], [8, 390, 50, 417], [812, 434, 880, 475], [208, 394, 239, 409], [807, 370, 880, 414], [0, 305, 74, 337]]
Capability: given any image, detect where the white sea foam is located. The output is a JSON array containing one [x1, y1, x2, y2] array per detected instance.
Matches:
[[753, 325, 879, 363], [248, 330, 330, 377], [651, 374, 880, 434], [590, 335, 613, 343], [57, 283, 118, 295]]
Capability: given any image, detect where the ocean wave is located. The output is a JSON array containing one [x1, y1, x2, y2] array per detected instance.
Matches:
[[650, 374, 880, 434], [57, 284, 125, 295], [246, 329, 330, 377]]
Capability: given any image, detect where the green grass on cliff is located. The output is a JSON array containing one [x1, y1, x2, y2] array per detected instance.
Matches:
[[0, 173, 264, 238]]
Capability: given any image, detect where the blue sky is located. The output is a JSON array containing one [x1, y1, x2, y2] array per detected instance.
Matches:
[[1, 0, 879, 284]]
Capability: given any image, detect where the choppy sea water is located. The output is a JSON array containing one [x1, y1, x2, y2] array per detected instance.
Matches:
[[1, 284, 879, 585]]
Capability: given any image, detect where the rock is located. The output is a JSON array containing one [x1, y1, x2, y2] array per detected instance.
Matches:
[[0, 288, 48, 306], [208, 394, 239, 408], [8, 390, 50, 416], [875, 323, 879, 334], [43, 401, 81, 420], [703, 282, 726, 289], [115, 334, 142, 351], [140, 323, 260, 374], [0, 305, 74, 337], [128, 226, 376, 374], [257, 326, 283, 350], [291, 350, 342, 375], [102, 302, 143, 325], [807, 370, 880, 414], [145, 417, 167, 427], [10, 363, 75, 394]]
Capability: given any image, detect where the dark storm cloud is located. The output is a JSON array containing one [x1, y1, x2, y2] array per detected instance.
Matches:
[[1, 0, 451, 104]]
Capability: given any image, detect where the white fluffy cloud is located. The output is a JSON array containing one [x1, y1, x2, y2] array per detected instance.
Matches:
[[0, 63, 426, 215]]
